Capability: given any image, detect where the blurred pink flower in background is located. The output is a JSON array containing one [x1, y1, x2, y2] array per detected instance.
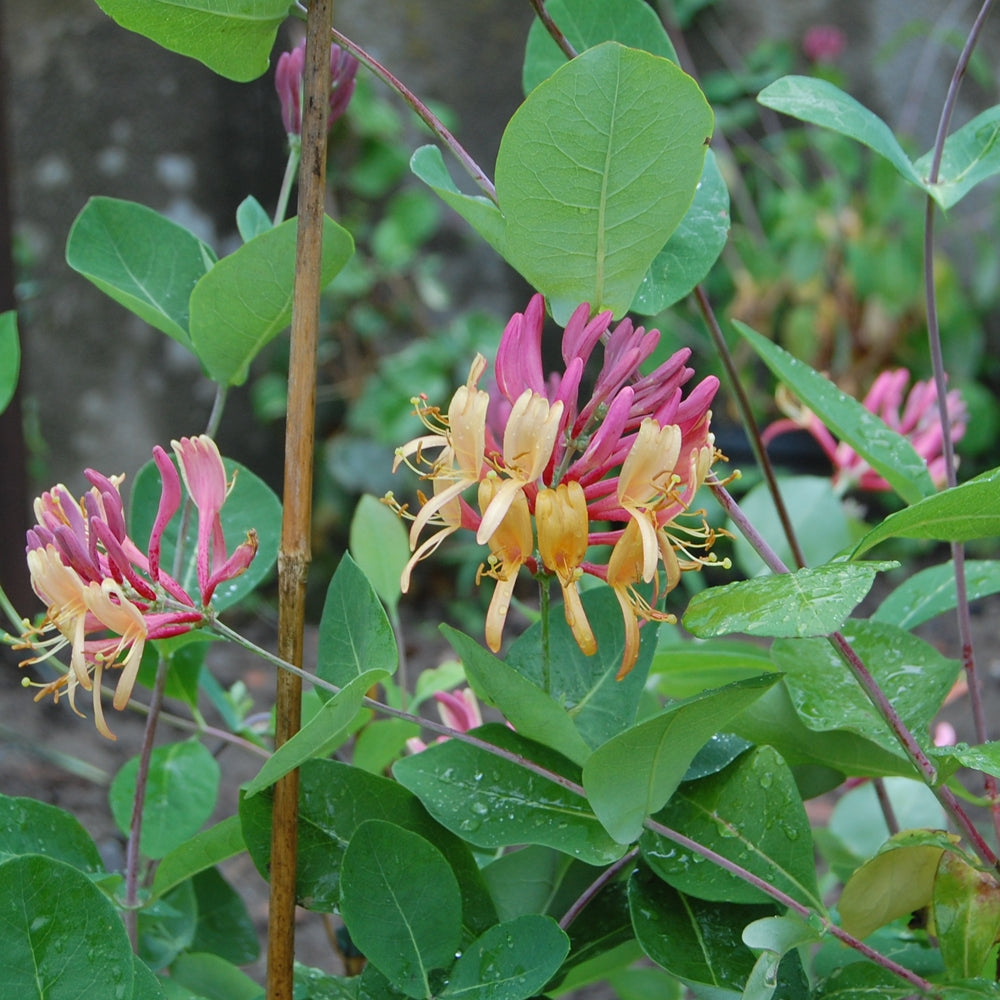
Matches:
[[406, 687, 484, 754], [802, 25, 846, 64], [763, 368, 967, 492]]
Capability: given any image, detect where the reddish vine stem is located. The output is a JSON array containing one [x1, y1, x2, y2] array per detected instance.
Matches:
[[267, 2, 334, 997], [694, 286, 807, 569], [327, 26, 496, 203], [643, 819, 936, 994], [528, 0, 578, 59], [558, 847, 638, 931], [921, 0, 1000, 846]]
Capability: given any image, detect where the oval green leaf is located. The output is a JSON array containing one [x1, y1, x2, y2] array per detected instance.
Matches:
[[683, 562, 896, 639], [190, 214, 354, 385], [441, 914, 570, 1000], [110, 739, 220, 859], [642, 746, 821, 908], [0, 793, 104, 873], [496, 41, 712, 323], [66, 197, 217, 350], [92, 0, 288, 82], [582, 674, 780, 844], [757, 76, 924, 192], [341, 820, 462, 998], [0, 855, 135, 999], [631, 150, 730, 315], [772, 621, 960, 754], [393, 724, 625, 865], [317, 552, 398, 692], [872, 558, 1000, 630], [851, 467, 1000, 558], [242, 669, 389, 797]]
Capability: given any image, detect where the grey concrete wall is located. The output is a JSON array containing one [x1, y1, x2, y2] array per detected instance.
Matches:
[[2, 0, 996, 486]]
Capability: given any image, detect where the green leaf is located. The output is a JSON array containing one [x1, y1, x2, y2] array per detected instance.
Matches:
[[443, 626, 592, 766], [522, 0, 678, 94], [0, 310, 19, 414], [190, 214, 353, 385], [496, 41, 712, 323], [317, 554, 398, 692], [649, 636, 775, 700], [92, 0, 289, 82], [441, 915, 570, 1000], [916, 104, 1000, 210], [873, 559, 1000, 629], [409, 146, 507, 256], [641, 747, 821, 908], [341, 820, 463, 998], [851, 467, 1000, 557], [934, 851, 1000, 979], [235, 194, 274, 242], [583, 674, 780, 844], [631, 150, 730, 315], [480, 846, 575, 923], [110, 740, 220, 859], [683, 562, 895, 639], [628, 866, 767, 998], [242, 670, 389, 797], [742, 914, 821, 1000], [169, 952, 262, 1000], [734, 320, 935, 504], [757, 76, 925, 192], [151, 815, 246, 899], [129, 452, 282, 612], [0, 793, 104, 873], [506, 586, 655, 751], [730, 475, 855, 578], [393, 724, 625, 865], [772, 622, 960, 755], [240, 759, 497, 934], [813, 963, 929, 1000], [349, 494, 411, 618], [0, 855, 135, 998], [138, 879, 197, 969], [190, 868, 260, 965], [353, 719, 421, 774], [838, 840, 944, 940], [731, 683, 914, 779], [66, 197, 216, 350], [132, 956, 168, 1000]]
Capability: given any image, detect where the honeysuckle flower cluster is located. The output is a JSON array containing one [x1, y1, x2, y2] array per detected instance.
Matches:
[[15, 435, 257, 739], [390, 294, 725, 678], [275, 37, 358, 139], [762, 368, 967, 492]]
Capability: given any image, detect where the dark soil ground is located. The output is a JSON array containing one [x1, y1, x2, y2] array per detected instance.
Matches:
[[2, 578, 998, 989]]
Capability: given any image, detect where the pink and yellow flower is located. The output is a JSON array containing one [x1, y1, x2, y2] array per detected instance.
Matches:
[[16, 435, 257, 739], [390, 294, 725, 677]]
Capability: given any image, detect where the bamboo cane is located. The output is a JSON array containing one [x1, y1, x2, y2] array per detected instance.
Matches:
[[267, 2, 334, 997]]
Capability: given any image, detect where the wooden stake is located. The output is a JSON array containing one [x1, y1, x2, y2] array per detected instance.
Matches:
[[267, 2, 333, 997]]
